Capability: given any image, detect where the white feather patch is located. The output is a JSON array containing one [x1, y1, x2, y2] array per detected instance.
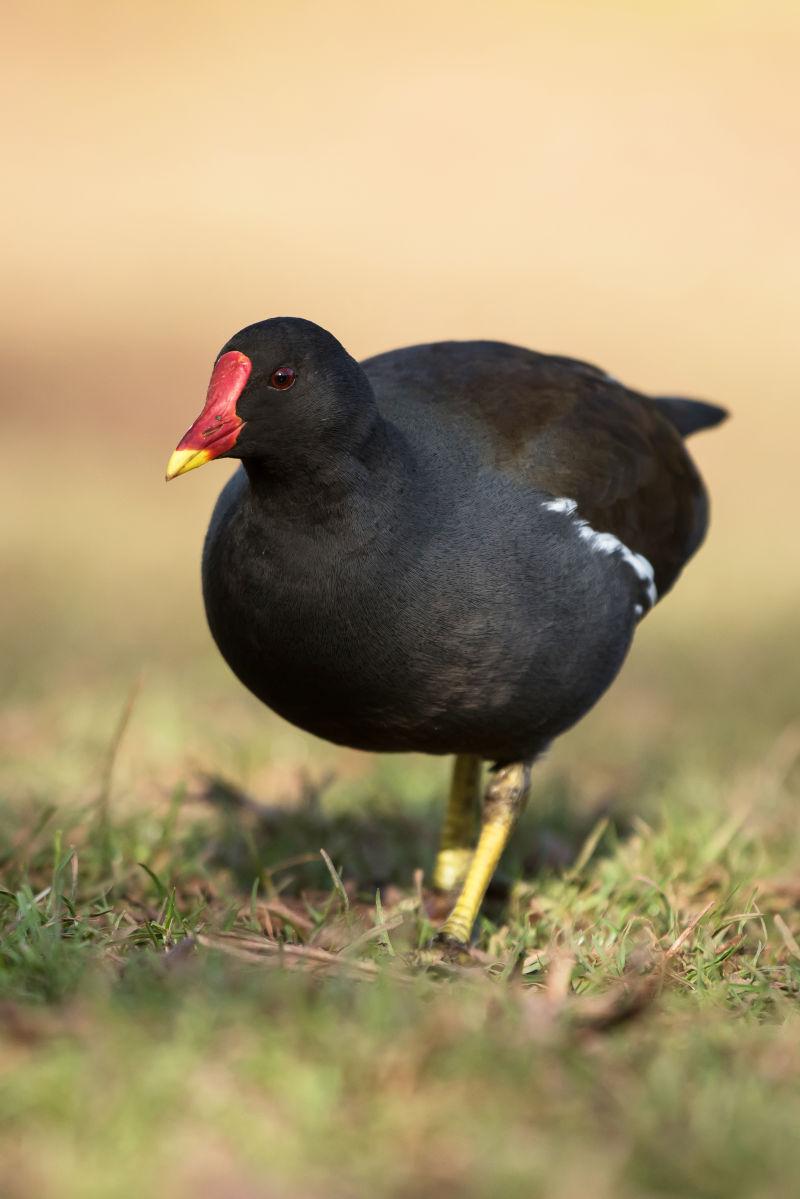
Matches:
[[543, 496, 658, 613]]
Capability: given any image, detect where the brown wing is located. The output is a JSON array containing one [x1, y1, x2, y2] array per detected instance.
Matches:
[[364, 340, 709, 597], [493, 356, 708, 597]]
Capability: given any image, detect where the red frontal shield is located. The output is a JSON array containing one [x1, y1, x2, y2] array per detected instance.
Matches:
[[166, 350, 252, 479]]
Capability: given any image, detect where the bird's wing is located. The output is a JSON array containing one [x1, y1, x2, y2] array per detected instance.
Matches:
[[362, 340, 708, 596]]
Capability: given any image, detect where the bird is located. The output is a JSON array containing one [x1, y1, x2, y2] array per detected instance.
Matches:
[[166, 317, 726, 951]]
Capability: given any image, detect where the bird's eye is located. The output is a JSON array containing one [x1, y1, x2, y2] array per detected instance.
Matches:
[[269, 366, 296, 390]]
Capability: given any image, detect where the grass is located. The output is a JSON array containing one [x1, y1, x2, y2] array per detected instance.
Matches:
[[2, 610, 800, 1198], [1, 428, 799, 1197]]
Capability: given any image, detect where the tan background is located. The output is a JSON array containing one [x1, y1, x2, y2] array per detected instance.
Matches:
[[2, 0, 798, 797]]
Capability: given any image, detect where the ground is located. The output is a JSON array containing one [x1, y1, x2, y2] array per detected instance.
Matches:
[[2, 441, 800, 1198]]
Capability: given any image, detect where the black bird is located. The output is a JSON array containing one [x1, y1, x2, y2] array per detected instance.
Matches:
[[167, 317, 726, 947]]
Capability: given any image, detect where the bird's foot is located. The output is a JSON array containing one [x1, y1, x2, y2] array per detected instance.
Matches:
[[407, 931, 476, 972]]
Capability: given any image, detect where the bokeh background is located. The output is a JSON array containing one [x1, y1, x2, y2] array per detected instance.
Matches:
[[2, 0, 798, 812]]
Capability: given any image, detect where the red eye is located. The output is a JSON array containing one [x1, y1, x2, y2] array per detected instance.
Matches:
[[269, 366, 296, 390]]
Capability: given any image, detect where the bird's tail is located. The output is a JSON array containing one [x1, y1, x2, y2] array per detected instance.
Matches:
[[653, 396, 729, 437]]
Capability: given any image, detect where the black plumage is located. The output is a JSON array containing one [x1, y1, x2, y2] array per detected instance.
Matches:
[[178, 318, 725, 765]]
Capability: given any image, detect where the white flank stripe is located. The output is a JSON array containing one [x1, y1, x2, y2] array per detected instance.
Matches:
[[543, 496, 658, 612]]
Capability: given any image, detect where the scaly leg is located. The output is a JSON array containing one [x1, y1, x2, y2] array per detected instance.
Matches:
[[437, 760, 532, 946], [433, 754, 483, 892]]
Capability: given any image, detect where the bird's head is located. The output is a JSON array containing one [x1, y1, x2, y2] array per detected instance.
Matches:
[[166, 317, 371, 481]]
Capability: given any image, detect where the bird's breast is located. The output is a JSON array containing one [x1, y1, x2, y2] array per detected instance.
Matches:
[[200, 479, 638, 759]]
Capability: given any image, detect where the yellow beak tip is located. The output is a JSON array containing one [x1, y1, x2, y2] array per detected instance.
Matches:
[[165, 448, 212, 481]]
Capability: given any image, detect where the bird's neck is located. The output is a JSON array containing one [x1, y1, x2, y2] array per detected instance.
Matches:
[[241, 412, 415, 535]]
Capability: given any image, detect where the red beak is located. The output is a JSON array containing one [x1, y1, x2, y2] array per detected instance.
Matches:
[[166, 351, 252, 480]]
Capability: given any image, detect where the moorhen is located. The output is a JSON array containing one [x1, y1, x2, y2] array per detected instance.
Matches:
[[166, 318, 726, 947]]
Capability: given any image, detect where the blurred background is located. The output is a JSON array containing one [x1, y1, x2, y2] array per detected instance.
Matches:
[[2, 0, 798, 815]]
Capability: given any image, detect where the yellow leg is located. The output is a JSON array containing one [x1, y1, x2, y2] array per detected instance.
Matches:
[[433, 754, 483, 891], [438, 761, 531, 945]]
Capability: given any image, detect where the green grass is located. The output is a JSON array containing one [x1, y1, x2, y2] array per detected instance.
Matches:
[[1, 437, 798, 1199], [2, 614, 800, 1198]]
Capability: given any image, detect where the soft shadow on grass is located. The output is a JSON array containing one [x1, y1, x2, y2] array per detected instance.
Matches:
[[198, 768, 624, 898]]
